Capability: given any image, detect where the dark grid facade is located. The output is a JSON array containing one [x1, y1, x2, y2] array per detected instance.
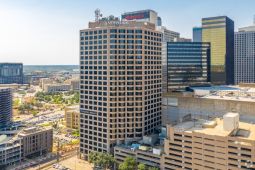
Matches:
[[0, 63, 23, 84], [235, 31, 255, 84], [167, 42, 210, 91], [0, 88, 12, 127]]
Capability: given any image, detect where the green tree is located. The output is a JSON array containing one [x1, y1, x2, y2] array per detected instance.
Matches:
[[88, 151, 115, 170], [13, 99, 20, 108], [31, 110, 38, 117], [119, 157, 137, 170], [148, 167, 159, 170], [138, 163, 146, 170]]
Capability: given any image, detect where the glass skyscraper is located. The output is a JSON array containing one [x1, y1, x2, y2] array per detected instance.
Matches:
[[0, 87, 12, 128], [167, 42, 210, 91], [0, 63, 23, 84], [193, 27, 202, 42], [202, 16, 234, 85]]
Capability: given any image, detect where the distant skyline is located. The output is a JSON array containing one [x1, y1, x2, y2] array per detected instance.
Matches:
[[0, 0, 255, 65]]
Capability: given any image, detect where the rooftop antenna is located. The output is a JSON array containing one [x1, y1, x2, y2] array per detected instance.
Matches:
[[254, 15, 255, 25], [95, 9, 102, 22]]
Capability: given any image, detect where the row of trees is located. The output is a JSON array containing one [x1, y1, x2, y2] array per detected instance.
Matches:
[[35, 91, 79, 105], [17, 98, 42, 116], [88, 152, 159, 170]]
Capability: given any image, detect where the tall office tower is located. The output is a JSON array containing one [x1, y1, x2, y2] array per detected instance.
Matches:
[[235, 20, 255, 84], [0, 63, 23, 84], [79, 18, 162, 158], [0, 87, 12, 127], [157, 26, 180, 92], [193, 27, 202, 42], [202, 16, 234, 85], [167, 42, 210, 91], [121, 9, 160, 26]]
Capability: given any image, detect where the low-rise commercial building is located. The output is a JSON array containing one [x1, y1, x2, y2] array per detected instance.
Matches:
[[18, 126, 53, 157], [44, 84, 71, 93], [0, 126, 53, 168], [0, 135, 22, 168], [70, 79, 79, 91], [65, 105, 80, 129], [115, 144, 162, 168], [115, 113, 255, 170], [40, 78, 53, 90]]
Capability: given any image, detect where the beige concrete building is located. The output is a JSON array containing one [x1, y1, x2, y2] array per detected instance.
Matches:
[[79, 18, 162, 157], [115, 113, 255, 170], [70, 79, 79, 91], [162, 86, 255, 125], [65, 105, 80, 129], [64, 79, 80, 91], [40, 78, 53, 89], [163, 112, 255, 170], [18, 126, 53, 157]]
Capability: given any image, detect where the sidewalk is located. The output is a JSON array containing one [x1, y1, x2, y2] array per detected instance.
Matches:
[[6, 153, 57, 170]]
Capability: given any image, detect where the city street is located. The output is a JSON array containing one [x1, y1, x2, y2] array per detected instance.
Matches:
[[44, 156, 92, 170]]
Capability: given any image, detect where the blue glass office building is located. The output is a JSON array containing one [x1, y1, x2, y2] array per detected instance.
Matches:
[[0, 88, 12, 127], [193, 27, 202, 42], [0, 63, 23, 84], [167, 42, 210, 91]]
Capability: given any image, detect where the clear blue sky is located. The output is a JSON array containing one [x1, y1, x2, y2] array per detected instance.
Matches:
[[0, 0, 254, 65]]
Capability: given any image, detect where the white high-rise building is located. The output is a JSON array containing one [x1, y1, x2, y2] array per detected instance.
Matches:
[[235, 19, 255, 84]]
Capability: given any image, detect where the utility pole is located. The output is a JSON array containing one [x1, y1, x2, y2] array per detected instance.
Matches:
[[57, 139, 60, 162]]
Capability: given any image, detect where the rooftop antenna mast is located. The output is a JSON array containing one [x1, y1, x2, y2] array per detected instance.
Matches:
[[95, 9, 102, 22], [253, 15, 255, 25]]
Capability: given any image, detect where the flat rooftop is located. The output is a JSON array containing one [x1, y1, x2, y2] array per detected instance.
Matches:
[[86, 20, 156, 30], [201, 95, 255, 103], [190, 86, 240, 92], [189, 85, 255, 102], [18, 126, 51, 136], [173, 118, 255, 142]]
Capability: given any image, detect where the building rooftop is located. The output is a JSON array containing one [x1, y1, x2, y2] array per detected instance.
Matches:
[[86, 20, 157, 30], [122, 9, 157, 15], [18, 126, 52, 136], [188, 85, 255, 102], [116, 143, 163, 156], [173, 116, 255, 142], [0, 62, 23, 65], [65, 105, 79, 112], [238, 25, 255, 32]]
